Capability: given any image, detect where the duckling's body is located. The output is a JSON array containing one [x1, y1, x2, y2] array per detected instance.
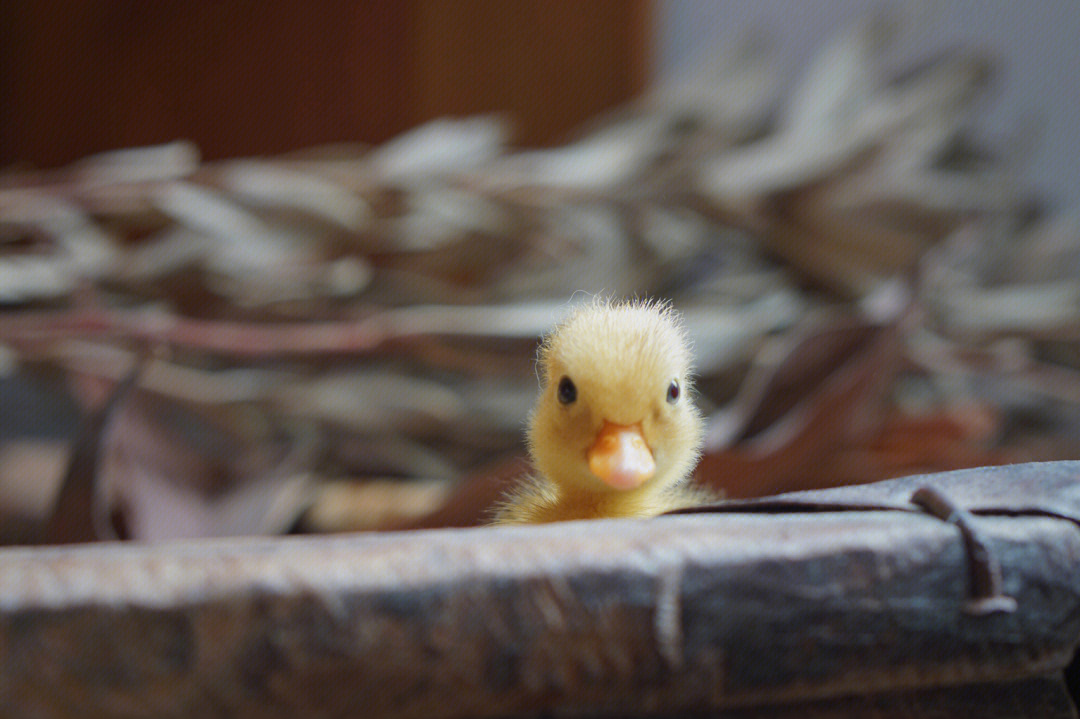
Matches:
[[495, 473, 714, 523], [492, 299, 712, 524]]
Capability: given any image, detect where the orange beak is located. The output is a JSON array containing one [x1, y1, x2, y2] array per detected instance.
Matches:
[[587, 421, 656, 490]]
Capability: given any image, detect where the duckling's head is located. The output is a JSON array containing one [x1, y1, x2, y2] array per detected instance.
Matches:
[[527, 298, 703, 497]]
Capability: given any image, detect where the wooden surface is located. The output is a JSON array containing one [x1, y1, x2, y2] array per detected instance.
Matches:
[[3, 463, 1080, 717], [715, 677, 1077, 719], [0, 1, 650, 167]]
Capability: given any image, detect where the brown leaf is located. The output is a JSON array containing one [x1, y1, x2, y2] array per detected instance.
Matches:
[[45, 359, 145, 544], [698, 309, 903, 498], [95, 390, 319, 541]]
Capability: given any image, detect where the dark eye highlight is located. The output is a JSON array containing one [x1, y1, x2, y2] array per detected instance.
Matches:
[[557, 376, 577, 405], [666, 379, 680, 404]]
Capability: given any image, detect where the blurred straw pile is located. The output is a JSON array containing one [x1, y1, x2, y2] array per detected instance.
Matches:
[[1, 17, 1078, 543]]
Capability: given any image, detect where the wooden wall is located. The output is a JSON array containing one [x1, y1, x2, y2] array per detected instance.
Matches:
[[0, 1, 651, 168]]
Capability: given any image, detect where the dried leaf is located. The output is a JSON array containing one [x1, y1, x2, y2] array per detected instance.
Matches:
[[220, 160, 372, 231], [301, 478, 454, 532], [97, 392, 319, 540], [481, 116, 672, 191], [68, 141, 200, 186], [700, 311, 903, 498], [368, 116, 509, 184]]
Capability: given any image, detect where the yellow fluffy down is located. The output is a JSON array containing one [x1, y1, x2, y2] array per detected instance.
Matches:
[[492, 298, 710, 524]]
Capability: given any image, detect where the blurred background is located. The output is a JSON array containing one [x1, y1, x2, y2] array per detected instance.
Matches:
[[1, 1, 1079, 544]]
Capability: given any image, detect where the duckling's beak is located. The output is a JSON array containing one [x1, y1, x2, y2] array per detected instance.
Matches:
[[587, 421, 656, 490]]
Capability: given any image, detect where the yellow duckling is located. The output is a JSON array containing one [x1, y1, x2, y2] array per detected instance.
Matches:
[[492, 298, 709, 524]]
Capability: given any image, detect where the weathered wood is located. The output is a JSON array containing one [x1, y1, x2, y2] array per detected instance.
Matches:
[[713, 676, 1077, 719], [680, 461, 1080, 522], [3, 464, 1080, 717]]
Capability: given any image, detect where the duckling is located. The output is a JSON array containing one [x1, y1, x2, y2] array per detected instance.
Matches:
[[492, 298, 710, 524]]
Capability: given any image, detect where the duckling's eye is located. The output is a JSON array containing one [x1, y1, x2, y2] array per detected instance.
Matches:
[[557, 376, 577, 405], [666, 379, 680, 404]]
